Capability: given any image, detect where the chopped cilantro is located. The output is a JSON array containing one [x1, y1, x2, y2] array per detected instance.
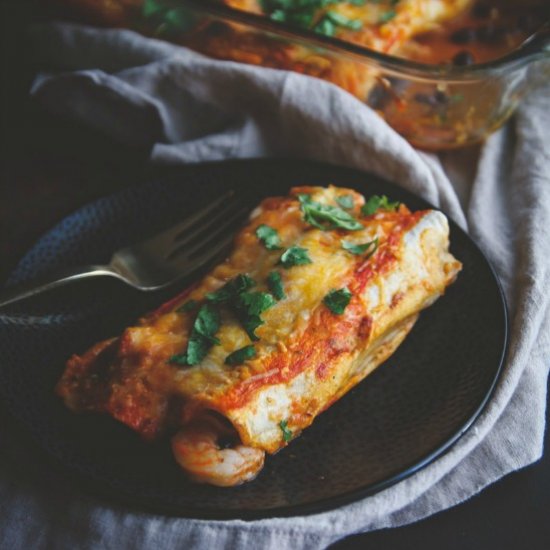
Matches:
[[225, 345, 256, 366], [264, 0, 366, 37], [176, 299, 198, 313], [185, 338, 208, 365], [193, 305, 222, 345], [256, 224, 282, 250], [204, 274, 276, 341], [167, 353, 188, 366], [142, 0, 165, 17], [326, 11, 362, 31], [163, 7, 188, 28], [187, 305, 221, 364], [335, 194, 355, 210], [287, 11, 315, 27], [267, 271, 286, 300], [361, 195, 400, 216], [234, 291, 277, 340], [142, 0, 196, 35], [240, 316, 265, 341], [314, 17, 336, 36], [279, 419, 293, 442], [270, 9, 286, 21], [238, 291, 277, 316], [298, 193, 363, 231], [379, 10, 397, 24], [279, 246, 312, 268], [168, 304, 221, 367], [323, 287, 352, 315], [206, 274, 256, 303], [341, 237, 379, 257]]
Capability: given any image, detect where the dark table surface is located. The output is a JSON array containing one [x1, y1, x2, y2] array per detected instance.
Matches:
[[1, 2, 549, 548]]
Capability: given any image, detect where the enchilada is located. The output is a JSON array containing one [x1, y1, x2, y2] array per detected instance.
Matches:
[[56, 185, 461, 486]]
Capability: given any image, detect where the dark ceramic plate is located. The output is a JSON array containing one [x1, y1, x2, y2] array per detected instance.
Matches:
[[0, 159, 507, 520]]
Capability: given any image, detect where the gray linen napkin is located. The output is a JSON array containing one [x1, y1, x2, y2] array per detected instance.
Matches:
[[1, 21, 549, 549]]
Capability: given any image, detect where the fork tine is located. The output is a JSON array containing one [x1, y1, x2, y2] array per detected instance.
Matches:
[[141, 189, 237, 250], [170, 195, 247, 252], [109, 190, 256, 291], [168, 205, 249, 262], [174, 232, 236, 274]]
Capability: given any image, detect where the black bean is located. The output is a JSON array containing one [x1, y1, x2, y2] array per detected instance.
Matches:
[[414, 93, 438, 106], [414, 90, 448, 107], [367, 83, 391, 110], [450, 27, 477, 45], [367, 78, 408, 109], [452, 50, 476, 66], [386, 77, 409, 95], [434, 89, 449, 104]]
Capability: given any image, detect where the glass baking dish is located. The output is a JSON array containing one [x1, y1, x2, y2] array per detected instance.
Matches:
[[46, 0, 550, 150]]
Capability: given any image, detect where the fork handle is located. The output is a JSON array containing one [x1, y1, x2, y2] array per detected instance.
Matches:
[[0, 265, 124, 308]]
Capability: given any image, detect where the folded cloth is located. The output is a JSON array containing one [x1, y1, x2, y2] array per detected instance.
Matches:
[[1, 21, 549, 549]]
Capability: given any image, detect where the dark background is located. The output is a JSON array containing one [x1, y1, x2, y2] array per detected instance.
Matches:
[[1, 1, 549, 548]]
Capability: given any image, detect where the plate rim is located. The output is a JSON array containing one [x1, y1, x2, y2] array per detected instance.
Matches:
[[0, 158, 509, 521]]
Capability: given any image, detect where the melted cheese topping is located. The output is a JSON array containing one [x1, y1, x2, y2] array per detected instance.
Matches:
[[57, 185, 461, 453]]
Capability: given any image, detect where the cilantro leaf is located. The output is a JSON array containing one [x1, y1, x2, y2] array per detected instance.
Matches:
[[234, 291, 277, 340], [225, 345, 256, 366], [298, 194, 363, 231], [169, 304, 221, 367], [187, 304, 221, 364], [279, 419, 293, 442], [193, 305, 221, 345], [379, 10, 397, 24], [176, 299, 198, 313], [335, 194, 355, 210], [270, 9, 287, 21], [279, 246, 312, 268], [241, 315, 265, 341], [314, 17, 336, 36], [326, 11, 362, 31], [206, 274, 256, 303], [341, 237, 379, 257], [256, 224, 282, 250], [204, 274, 276, 341], [142, 0, 196, 35], [142, 0, 166, 17], [263, 0, 366, 36], [168, 353, 188, 366], [267, 271, 285, 300], [323, 287, 352, 315], [288, 11, 315, 27], [238, 291, 277, 316], [361, 195, 400, 216], [164, 7, 188, 28], [185, 337, 209, 365]]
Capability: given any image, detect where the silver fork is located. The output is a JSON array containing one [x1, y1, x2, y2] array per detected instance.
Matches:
[[0, 190, 250, 308]]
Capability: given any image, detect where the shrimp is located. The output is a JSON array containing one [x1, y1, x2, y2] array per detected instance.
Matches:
[[171, 413, 265, 487]]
